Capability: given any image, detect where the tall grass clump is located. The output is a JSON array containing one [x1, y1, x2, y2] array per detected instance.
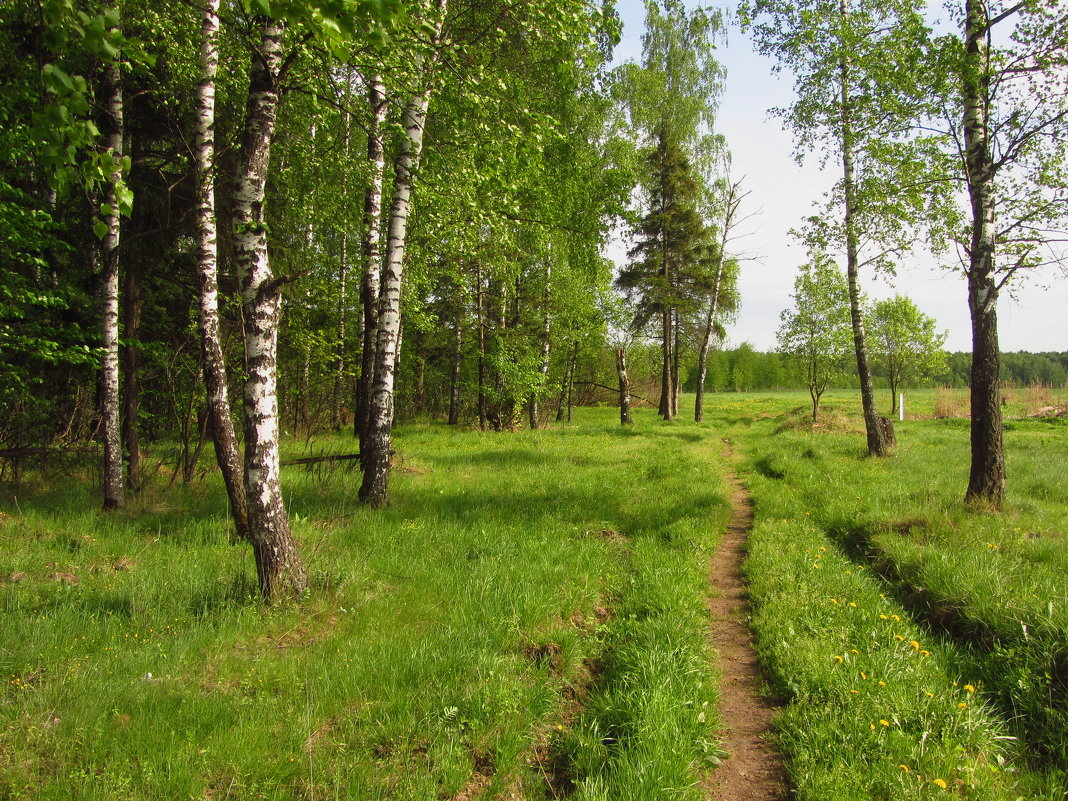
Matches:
[[934, 386, 970, 418]]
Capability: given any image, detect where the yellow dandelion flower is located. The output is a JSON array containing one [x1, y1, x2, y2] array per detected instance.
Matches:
[[851, 689, 859, 694], [880, 719, 890, 727], [879, 614, 889, 620], [892, 614, 901, 621], [813, 563, 821, 569], [898, 765, 910, 773], [879, 681, 886, 687], [869, 723, 876, 730], [861, 671, 868, 680], [830, 598, 838, 604], [910, 641, 921, 650], [932, 778, 947, 789], [849, 602, 857, 608], [895, 635, 905, 641], [964, 684, 976, 693], [851, 649, 860, 654], [819, 546, 827, 551], [958, 702, 967, 709], [833, 655, 844, 663], [925, 692, 935, 698], [920, 650, 930, 656]]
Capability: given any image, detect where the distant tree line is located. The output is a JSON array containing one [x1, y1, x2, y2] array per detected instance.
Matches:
[[635, 346, 1068, 396]]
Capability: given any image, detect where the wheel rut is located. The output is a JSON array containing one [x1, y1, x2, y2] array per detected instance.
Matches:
[[705, 443, 787, 801]]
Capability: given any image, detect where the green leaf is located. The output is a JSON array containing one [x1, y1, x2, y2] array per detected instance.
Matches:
[[116, 185, 134, 216], [93, 217, 108, 239]]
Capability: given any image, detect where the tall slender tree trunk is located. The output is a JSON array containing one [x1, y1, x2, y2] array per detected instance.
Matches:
[[528, 262, 551, 430], [476, 261, 488, 429], [100, 5, 125, 511], [566, 346, 577, 422], [360, 3, 446, 507], [122, 243, 141, 490], [357, 75, 388, 445], [695, 175, 742, 423], [962, 0, 1004, 506], [295, 124, 317, 435], [670, 309, 681, 418], [195, 0, 249, 541], [839, 39, 891, 457], [555, 344, 571, 423], [659, 307, 673, 419], [695, 291, 722, 424], [616, 346, 633, 425], [448, 313, 462, 425], [333, 110, 351, 433], [233, 17, 306, 600]]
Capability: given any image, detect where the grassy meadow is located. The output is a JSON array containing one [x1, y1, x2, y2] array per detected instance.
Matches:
[[0, 415, 730, 800], [1, 387, 1066, 799]]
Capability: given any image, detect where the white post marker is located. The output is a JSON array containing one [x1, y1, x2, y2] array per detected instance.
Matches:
[[899, 393, 905, 421]]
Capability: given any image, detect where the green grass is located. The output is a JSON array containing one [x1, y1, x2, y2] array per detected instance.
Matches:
[[710, 389, 1068, 799], [0, 409, 729, 800], [3, 389, 1066, 799]]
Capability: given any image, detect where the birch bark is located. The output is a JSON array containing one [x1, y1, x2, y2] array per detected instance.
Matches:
[[100, 6, 125, 511], [528, 262, 551, 430], [962, 0, 1004, 505], [616, 347, 633, 425], [357, 75, 388, 446], [838, 25, 891, 457], [233, 17, 306, 599], [196, 0, 249, 540], [359, 2, 446, 507]]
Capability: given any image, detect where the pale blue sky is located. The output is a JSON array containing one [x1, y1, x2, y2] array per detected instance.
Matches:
[[607, 0, 1067, 353]]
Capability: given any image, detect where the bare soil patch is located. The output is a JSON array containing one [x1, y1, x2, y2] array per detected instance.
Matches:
[[704, 444, 787, 801]]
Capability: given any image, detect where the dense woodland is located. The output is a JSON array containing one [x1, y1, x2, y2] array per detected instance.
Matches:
[[1, 0, 1067, 599]]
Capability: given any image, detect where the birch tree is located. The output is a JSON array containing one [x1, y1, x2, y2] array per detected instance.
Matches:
[[867, 296, 947, 415], [99, 1, 125, 511], [694, 161, 746, 422], [746, 0, 936, 455], [360, 0, 447, 507], [195, 0, 248, 540], [232, 16, 306, 599], [356, 74, 387, 447], [777, 256, 853, 422], [936, 0, 1068, 506]]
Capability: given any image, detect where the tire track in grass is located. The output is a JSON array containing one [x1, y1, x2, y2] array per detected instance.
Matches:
[[705, 443, 787, 801]]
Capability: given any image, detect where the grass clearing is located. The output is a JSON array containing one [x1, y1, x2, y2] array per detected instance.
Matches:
[[0, 410, 729, 800]]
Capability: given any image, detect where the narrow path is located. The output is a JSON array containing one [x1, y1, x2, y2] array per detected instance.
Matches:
[[704, 443, 787, 801]]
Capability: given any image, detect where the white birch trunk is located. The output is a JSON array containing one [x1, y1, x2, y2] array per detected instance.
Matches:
[[528, 261, 551, 430], [100, 4, 125, 511], [837, 14, 891, 457], [962, 0, 1005, 505], [233, 17, 306, 599], [616, 346, 632, 425], [357, 75, 388, 445], [360, 4, 447, 506], [196, 0, 249, 540]]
